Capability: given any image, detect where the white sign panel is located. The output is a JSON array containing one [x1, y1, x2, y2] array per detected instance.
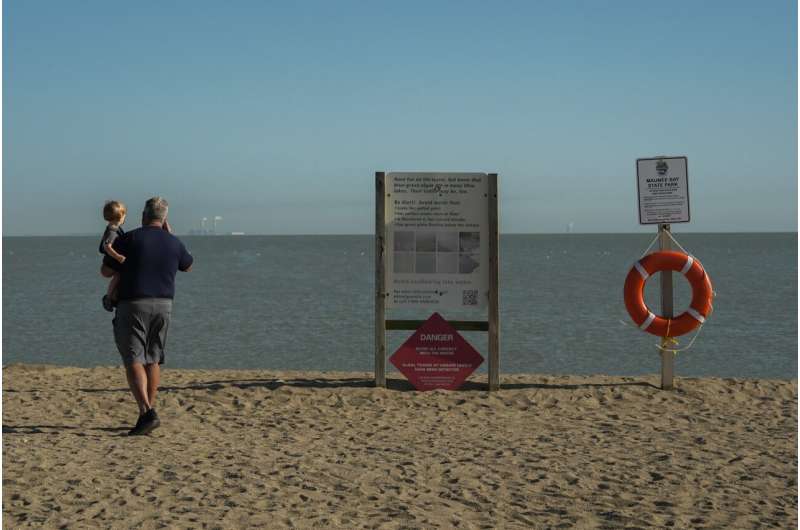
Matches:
[[385, 173, 489, 309], [636, 157, 690, 224]]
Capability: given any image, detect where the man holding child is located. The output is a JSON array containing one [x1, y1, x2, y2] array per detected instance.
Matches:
[[101, 197, 193, 436]]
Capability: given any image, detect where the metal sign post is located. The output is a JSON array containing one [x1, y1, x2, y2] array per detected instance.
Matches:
[[658, 224, 674, 390]]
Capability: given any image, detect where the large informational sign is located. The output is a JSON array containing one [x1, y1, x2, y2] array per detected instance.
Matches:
[[636, 157, 690, 224], [385, 173, 489, 309], [389, 312, 484, 391]]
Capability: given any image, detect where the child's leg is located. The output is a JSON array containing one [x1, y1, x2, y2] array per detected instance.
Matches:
[[107, 273, 120, 301]]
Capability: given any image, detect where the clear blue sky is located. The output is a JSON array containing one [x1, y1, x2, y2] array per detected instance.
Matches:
[[3, 0, 797, 235]]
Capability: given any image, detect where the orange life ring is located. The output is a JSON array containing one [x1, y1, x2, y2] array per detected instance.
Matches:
[[624, 250, 713, 337]]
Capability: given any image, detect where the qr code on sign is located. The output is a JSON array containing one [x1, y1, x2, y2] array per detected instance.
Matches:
[[462, 289, 478, 306]]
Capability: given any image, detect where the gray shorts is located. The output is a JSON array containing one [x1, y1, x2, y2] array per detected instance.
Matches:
[[113, 298, 173, 366]]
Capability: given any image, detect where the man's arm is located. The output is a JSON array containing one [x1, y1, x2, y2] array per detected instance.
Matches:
[[178, 241, 194, 272]]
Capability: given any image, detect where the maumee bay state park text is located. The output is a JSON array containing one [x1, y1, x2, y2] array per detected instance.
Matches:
[[644, 175, 682, 189]]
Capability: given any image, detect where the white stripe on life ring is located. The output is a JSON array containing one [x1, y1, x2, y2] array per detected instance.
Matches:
[[634, 261, 649, 280], [687, 307, 706, 323], [680, 255, 694, 275], [639, 311, 656, 330]]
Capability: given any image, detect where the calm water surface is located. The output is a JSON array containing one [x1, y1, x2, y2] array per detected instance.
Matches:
[[3, 233, 796, 379]]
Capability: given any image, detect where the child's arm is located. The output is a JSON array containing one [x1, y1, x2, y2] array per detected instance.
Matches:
[[105, 243, 126, 264]]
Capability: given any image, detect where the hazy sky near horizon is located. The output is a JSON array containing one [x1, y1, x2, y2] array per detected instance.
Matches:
[[3, 1, 797, 235]]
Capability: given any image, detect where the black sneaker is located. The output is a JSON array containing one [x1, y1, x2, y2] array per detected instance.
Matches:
[[127, 412, 146, 435], [128, 409, 160, 436], [102, 295, 115, 312]]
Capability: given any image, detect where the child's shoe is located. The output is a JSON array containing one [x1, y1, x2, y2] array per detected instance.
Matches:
[[102, 295, 115, 312]]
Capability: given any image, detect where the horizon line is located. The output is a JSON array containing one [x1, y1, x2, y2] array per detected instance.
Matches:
[[2, 230, 797, 238]]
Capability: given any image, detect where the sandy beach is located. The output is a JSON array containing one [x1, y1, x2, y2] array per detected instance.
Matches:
[[2, 364, 796, 529]]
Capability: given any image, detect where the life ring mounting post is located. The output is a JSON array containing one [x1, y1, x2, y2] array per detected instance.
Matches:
[[623, 224, 714, 390]]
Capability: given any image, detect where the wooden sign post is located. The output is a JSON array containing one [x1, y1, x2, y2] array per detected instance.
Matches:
[[636, 156, 689, 391], [658, 224, 674, 390], [375, 171, 500, 391], [375, 172, 387, 388]]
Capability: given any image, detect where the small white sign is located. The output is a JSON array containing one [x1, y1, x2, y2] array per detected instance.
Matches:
[[636, 157, 690, 224], [385, 172, 489, 309]]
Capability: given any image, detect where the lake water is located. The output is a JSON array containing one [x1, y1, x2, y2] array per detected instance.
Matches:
[[2, 233, 796, 379]]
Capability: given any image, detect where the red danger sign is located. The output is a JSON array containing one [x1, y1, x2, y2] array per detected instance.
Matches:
[[389, 312, 484, 391]]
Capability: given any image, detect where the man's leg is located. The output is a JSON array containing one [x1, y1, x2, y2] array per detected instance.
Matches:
[[144, 363, 160, 409], [126, 363, 160, 435], [125, 363, 151, 415]]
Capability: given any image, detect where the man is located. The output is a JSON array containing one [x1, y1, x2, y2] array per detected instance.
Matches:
[[101, 197, 193, 436]]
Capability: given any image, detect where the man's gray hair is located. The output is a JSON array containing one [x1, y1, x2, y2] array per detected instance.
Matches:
[[143, 197, 169, 222]]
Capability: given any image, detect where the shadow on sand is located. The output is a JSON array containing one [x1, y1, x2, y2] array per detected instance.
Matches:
[[66, 377, 659, 393], [3, 424, 130, 436], [4, 379, 659, 435]]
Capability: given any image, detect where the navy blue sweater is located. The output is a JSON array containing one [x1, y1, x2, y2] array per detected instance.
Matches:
[[103, 226, 193, 300]]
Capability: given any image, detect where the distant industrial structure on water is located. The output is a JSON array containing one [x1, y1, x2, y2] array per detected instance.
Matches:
[[187, 216, 245, 236]]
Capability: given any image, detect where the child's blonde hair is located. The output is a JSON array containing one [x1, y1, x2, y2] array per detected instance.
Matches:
[[103, 200, 127, 224]]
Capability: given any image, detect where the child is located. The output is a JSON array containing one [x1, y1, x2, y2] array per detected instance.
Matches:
[[100, 200, 127, 312]]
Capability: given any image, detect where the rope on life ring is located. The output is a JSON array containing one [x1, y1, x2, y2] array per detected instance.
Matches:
[[624, 250, 713, 338]]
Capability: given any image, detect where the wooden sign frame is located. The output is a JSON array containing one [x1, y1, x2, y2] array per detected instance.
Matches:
[[374, 171, 500, 391]]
